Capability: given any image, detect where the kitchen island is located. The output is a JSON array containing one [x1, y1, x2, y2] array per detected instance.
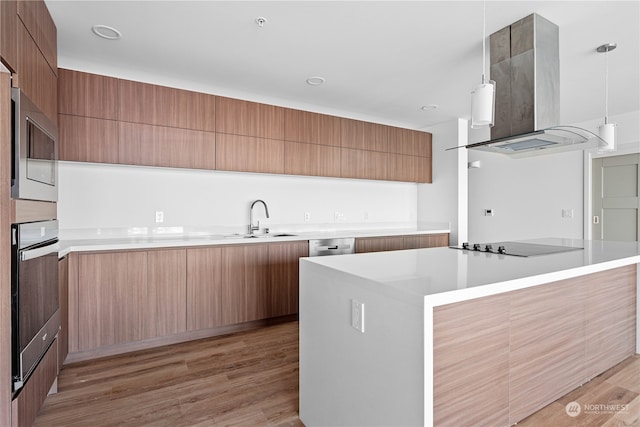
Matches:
[[299, 238, 640, 426]]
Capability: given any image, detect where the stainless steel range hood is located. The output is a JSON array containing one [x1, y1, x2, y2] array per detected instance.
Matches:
[[457, 14, 604, 157]]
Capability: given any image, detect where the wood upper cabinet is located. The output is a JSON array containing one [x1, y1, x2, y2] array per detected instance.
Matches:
[[16, 0, 56, 73], [341, 118, 388, 152], [118, 122, 216, 170], [267, 241, 308, 318], [59, 114, 119, 164], [216, 134, 284, 174], [340, 148, 388, 181], [147, 249, 187, 337], [186, 247, 222, 331], [388, 127, 431, 157], [215, 96, 284, 139], [221, 244, 269, 325], [284, 108, 341, 147], [284, 141, 341, 178], [388, 153, 432, 183], [0, 0, 18, 72], [118, 79, 215, 131], [17, 21, 56, 123], [58, 68, 119, 119]]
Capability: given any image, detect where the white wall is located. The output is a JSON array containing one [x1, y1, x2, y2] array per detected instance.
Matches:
[[467, 110, 640, 243], [418, 118, 468, 245], [58, 161, 418, 238]]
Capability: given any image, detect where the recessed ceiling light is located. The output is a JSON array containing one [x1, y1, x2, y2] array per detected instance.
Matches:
[[420, 104, 438, 111], [91, 25, 122, 40], [306, 77, 325, 86]]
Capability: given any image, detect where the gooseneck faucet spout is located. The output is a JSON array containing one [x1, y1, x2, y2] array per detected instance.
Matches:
[[249, 199, 270, 235]]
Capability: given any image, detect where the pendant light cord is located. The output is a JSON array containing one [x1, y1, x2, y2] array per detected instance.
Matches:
[[604, 48, 609, 124], [482, 0, 487, 84]]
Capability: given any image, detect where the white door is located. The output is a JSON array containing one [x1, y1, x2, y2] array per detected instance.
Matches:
[[592, 153, 640, 241]]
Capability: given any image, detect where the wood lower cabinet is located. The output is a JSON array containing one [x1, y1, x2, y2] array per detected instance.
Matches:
[[186, 247, 222, 331], [147, 249, 187, 337], [585, 265, 637, 379], [267, 241, 308, 318], [434, 293, 510, 426], [356, 233, 449, 253], [58, 257, 69, 369], [433, 265, 637, 426], [221, 244, 269, 324]]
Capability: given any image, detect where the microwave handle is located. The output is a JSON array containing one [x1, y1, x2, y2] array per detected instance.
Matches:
[[20, 243, 59, 261]]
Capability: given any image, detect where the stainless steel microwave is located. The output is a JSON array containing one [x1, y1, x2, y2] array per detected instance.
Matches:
[[11, 88, 58, 202]]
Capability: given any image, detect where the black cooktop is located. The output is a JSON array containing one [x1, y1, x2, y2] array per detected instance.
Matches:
[[450, 241, 583, 257]]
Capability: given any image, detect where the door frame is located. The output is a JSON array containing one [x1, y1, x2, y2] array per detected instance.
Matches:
[[583, 145, 640, 240]]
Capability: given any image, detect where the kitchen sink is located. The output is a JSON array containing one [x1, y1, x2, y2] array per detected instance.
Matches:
[[224, 233, 297, 239]]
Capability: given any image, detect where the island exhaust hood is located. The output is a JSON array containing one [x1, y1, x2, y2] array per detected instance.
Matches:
[[456, 14, 604, 158]]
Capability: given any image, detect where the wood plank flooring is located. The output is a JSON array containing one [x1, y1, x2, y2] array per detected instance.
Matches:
[[34, 321, 638, 426]]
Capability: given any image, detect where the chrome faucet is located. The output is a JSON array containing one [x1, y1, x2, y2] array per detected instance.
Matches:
[[248, 199, 270, 235]]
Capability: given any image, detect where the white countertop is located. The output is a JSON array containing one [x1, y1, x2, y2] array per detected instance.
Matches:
[[58, 226, 450, 257], [301, 238, 640, 306]]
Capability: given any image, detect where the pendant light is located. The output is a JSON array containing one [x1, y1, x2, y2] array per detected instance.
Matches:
[[597, 42, 617, 151], [470, 0, 495, 128]]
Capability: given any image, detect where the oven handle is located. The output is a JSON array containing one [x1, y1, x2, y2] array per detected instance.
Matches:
[[20, 243, 59, 261]]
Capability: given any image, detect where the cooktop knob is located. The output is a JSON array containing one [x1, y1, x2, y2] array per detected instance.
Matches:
[[498, 245, 506, 254], [462, 242, 469, 249], [485, 244, 493, 252], [473, 243, 482, 251]]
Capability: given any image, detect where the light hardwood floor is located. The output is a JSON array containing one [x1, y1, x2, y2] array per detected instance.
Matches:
[[35, 321, 638, 426]]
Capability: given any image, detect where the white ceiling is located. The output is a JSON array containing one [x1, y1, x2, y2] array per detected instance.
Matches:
[[46, 1, 640, 131]]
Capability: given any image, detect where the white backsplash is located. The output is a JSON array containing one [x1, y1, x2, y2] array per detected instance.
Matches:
[[58, 161, 419, 239]]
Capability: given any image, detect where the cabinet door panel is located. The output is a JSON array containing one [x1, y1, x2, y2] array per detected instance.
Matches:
[[17, 22, 56, 123], [77, 252, 148, 350], [58, 257, 69, 368], [118, 79, 157, 125], [268, 241, 308, 317], [147, 249, 187, 338], [1, 0, 17, 72], [585, 265, 636, 379], [58, 69, 119, 119], [284, 109, 340, 146], [403, 234, 449, 249], [340, 148, 388, 180], [59, 114, 119, 164], [509, 280, 585, 424], [187, 247, 222, 331], [16, 0, 56, 72], [434, 294, 510, 426], [155, 85, 216, 131], [388, 154, 432, 183], [119, 122, 216, 169], [284, 141, 340, 178], [388, 127, 431, 157], [355, 236, 404, 253], [216, 134, 284, 174], [221, 245, 269, 325], [216, 97, 283, 139], [341, 118, 388, 152]]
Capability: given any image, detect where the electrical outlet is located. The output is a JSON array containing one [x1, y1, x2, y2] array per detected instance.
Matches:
[[484, 209, 494, 217], [155, 211, 164, 223], [351, 299, 365, 333], [304, 212, 311, 222], [334, 211, 345, 222], [562, 209, 574, 219]]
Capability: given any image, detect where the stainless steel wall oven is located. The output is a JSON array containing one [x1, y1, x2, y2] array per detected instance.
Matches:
[[11, 88, 58, 202], [11, 220, 60, 394]]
